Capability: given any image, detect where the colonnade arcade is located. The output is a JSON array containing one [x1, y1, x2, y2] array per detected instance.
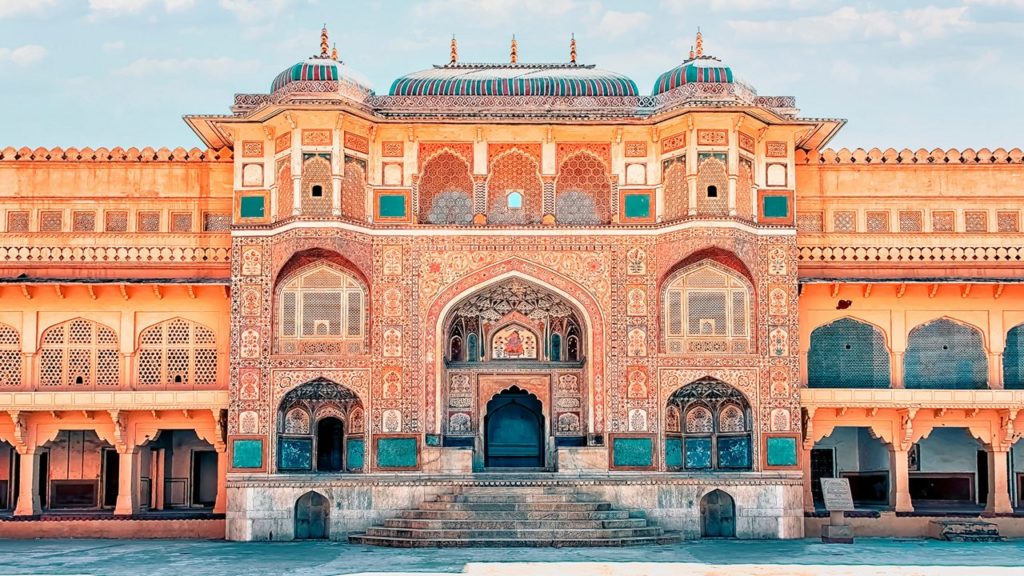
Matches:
[[0, 410, 226, 516]]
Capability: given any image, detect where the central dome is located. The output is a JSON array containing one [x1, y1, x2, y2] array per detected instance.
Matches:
[[390, 63, 638, 97]]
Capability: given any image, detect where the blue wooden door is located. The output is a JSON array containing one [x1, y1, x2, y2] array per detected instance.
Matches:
[[484, 390, 543, 468]]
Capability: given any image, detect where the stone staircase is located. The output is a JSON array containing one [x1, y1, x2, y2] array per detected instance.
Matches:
[[349, 486, 680, 547], [928, 519, 1005, 542]]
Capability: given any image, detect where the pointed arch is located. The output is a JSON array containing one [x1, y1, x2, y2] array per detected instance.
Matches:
[[1004, 322, 1024, 389], [661, 258, 754, 355], [300, 154, 333, 217], [808, 317, 891, 389], [555, 150, 611, 224], [0, 323, 21, 387], [418, 150, 474, 224], [905, 317, 987, 389], [666, 377, 752, 471], [38, 318, 119, 387], [136, 317, 218, 387], [662, 155, 688, 221], [275, 254, 368, 356]]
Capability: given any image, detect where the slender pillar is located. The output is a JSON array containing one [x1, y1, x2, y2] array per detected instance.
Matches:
[[113, 447, 138, 516], [989, 353, 1004, 389], [985, 448, 1012, 514], [213, 446, 228, 514], [890, 446, 914, 512], [891, 351, 905, 389], [13, 448, 40, 516], [800, 445, 815, 512], [686, 174, 697, 216]]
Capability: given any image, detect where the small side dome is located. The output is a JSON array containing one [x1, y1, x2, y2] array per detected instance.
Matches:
[[652, 30, 738, 96], [269, 25, 372, 96]]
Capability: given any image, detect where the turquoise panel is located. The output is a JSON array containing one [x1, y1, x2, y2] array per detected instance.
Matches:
[[623, 194, 651, 219], [766, 436, 798, 467], [376, 437, 418, 468], [379, 194, 407, 218], [809, 318, 891, 388], [665, 437, 683, 469], [425, 434, 442, 447], [232, 439, 263, 469], [1005, 325, 1024, 389], [717, 436, 751, 469], [684, 437, 712, 470], [239, 196, 265, 218], [278, 437, 312, 471], [612, 437, 653, 468], [347, 438, 365, 471], [905, 319, 987, 389], [763, 196, 789, 219]]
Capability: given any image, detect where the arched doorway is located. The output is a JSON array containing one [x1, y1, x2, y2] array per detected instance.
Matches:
[[484, 387, 544, 468], [316, 417, 344, 472], [294, 491, 329, 540], [700, 489, 736, 538]]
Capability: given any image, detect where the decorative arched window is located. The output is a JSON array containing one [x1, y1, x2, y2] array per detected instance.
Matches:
[[1004, 323, 1024, 390], [696, 155, 728, 216], [278, 264, 366, 355], [301, 154, 332, 217], [137, 318, 218, 387], [277, 378, 364, 473], [487, 150, 542, 225], [555, 152, 611, 225], [507, 191, 523, 210], [663, 261, 752, 355], [39, 319, 120, 387], [419, 151, 474, 225], [809, 318, 890, 388], [667, 378, 752, 471], [0, 324, 21, 387], [905, 318, 987, 389]]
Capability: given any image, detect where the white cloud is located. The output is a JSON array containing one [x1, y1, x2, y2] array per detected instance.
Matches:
[[966, 0, 1024, 7], [413, 0, 587, 25], [729, 6, 970, 46], [113, 56, 260, 77], [88, 0, 151, 19], [0, 0, 58, 18], [0, 44, 49, 66], [830, 59, 861, 84], [103, 40, 126, 52], [661, 0, 823, 13], [218, 0, 296, 22], [596, 10, 650, 39], [165, 0, 195, 12]]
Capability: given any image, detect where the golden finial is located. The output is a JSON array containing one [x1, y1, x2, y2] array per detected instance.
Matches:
[[695, 28, 703, 57], [570, 33, 577, 64], [450, 35, 458, 64], [510, 35, 518, 64], [320, 24, 329, 57], [688, 45, 694, 60], [331, 43, 338, 61]]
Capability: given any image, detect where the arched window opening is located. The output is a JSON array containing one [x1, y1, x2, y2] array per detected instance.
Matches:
[[137, 318, 218, 387], [278, 378, 363, 473], [550, 334, 562, 362], [311, 184, 323, 198], [663, 261, 752, 355], [466, 333, 479, 362], [905, 319, 987, 389], [507, 191, 523, 210], [707, 185, 718, 198], [1004, 323, 1024, 389], [39, 319, 120, 388], [0, 324, 22, 387], [808, 318, 891, 388], [419, 151, 474, 225], [667, 378, 751, 471], [277, 264, 366, 355], [301, 155, 332, 217]]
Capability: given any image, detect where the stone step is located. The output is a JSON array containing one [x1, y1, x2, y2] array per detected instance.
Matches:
[[365, 527, 665, 540], [397, 509, 632, 521], [418, 501, 612, 512], [434, 493, 598, 503], [451, 486, 582, 494], [349, 534, 680, 548], [384, 518, 648, 530]]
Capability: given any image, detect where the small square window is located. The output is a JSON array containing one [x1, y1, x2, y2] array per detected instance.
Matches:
[[311, 185, 324, 198], [707, 185, 718, 198]]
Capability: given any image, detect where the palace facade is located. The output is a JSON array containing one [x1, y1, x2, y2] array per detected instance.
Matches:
[[1, 29, 1022, 542]]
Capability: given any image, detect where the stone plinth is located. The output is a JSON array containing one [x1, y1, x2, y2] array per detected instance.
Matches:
[[556, 447, 608, 473], [422, 447, 474, 474]]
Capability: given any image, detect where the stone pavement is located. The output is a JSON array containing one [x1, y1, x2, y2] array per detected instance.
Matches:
[[0, 538, 1021, 576]]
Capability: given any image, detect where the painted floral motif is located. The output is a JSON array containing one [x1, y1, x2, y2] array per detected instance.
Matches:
[[627, 328, 647, 357], [240, 329, 260, 358]]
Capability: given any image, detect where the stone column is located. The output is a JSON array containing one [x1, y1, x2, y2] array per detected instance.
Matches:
[[113, 447, 138, 516], [686, 174, 697, 216], [727, 174, 738, 217], [989, 353, 1004, 389], [213, 446, 228, 514], [984, 447, 1013, 514], [800, 444, 815, 512], [890, 446, 914, 512], [891, 351, 905, 389], [13, 448, 40, 516]]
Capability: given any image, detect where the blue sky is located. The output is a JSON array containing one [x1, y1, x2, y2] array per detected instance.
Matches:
[[1, 0, 1022, 149]]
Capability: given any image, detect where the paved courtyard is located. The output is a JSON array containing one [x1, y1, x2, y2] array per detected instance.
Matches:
[[0, 538, 1021, 576]]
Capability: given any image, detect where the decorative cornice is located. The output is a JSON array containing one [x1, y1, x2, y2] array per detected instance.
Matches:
[[0, 146, 232, 163], [799, 147, 1024, 166]]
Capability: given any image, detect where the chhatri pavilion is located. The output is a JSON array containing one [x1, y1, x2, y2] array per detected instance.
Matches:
[[1, 28, 1023, 543]]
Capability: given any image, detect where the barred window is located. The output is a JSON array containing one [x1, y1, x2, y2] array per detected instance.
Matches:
[[0, 324, 22, 387], [39, 319, 119, 387], [663, 261, 752, 354], [668, 378, 752, 471], [278, 264, 365, 354], [808, 318, 891, 388], [137, 318, 218, 386]]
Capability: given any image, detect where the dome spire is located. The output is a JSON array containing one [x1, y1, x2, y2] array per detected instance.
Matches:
[[331, 43, 338, 61], [320, 24, 329, 57], [688, 45, 694, 60], [570, 33, 577, 64], [510, 35, 518, 64], [695, 27, 703, 58], [450, 34, 458, 64]]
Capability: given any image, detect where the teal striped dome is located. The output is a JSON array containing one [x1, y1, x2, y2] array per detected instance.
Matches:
[[390, 63, 638, 97], [271, 56, 371, 94], [653, 56, 734, 96]]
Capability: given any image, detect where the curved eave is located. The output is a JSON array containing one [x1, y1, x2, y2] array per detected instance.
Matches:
[[183, 114, 234, 150]]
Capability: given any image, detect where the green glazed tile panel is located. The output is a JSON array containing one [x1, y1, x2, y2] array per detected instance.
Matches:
[[278, 437, 312, 471], [378, 194, 407, 218], [376, 437, 417, 468], [763, 195, 789, 219], [232, 438, 263, 469], [239, 196, 265, 218], [766, 436, 798, 467], [623, 193, 651, 219], [612, 436, 653, 468], [347, 438, 365, 471], [665, 437, 683, 469]]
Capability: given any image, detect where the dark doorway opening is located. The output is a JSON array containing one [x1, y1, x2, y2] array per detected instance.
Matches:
[[38, 451, 48, 509], [977, 450, 989, 506], [191, 450, 218, 507], [700, 489, 736, 537], [294, 491, 329, 540], [102, 448, 119, 508], [484, 387, 544, 468], [809, 448, 835, 508], [316, 418, 344, 472]]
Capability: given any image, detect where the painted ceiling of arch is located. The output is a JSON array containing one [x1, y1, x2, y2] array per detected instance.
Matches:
[[450, 279, 577, 321]]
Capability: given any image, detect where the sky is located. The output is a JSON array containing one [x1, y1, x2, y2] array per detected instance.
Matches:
[[1, 0, 1022, 150]]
